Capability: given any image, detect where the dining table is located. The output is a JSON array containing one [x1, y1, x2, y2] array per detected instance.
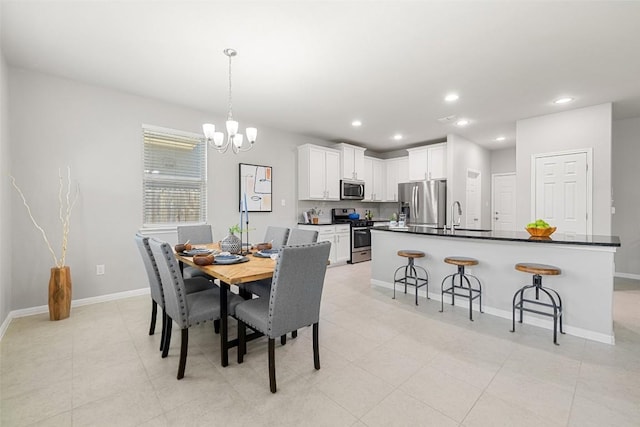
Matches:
[[174, 244, 276, 367]]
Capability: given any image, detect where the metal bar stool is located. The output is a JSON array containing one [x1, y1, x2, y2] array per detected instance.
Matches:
[[393, 250, 429, 305], [439, 256, 482, 320], [511, 263, 564, 345]]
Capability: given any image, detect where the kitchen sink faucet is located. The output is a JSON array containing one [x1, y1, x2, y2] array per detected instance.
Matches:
[[448, 201, 462, 231]]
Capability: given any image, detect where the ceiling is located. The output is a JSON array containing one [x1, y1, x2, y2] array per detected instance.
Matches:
[[2, 1, 640, 153]]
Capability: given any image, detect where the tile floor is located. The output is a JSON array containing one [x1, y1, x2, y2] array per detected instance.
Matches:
[[1, 262, 639, 426]]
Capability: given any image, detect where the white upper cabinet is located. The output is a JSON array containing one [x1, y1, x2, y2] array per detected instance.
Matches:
[[335, 143, 366, 180], [298, 144, 341, 200], [407, 143, 447, 181], [427, 143, 447, 180], [384, 156, 409, 202], [363, 156, 385, 202]]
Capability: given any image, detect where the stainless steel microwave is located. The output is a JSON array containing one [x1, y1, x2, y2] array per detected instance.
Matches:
[[340, 179, 365, 200]]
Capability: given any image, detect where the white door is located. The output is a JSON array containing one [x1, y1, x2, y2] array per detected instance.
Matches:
[[465, 169, 481, 229], [534, 152, 589, 234], [492, 173, 516, 231]]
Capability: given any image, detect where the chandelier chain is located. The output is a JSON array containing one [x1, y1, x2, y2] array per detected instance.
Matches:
[[227, 52, 233, 121]]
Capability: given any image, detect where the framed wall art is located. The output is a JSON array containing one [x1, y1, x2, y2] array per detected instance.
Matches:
[[239, 163, 272, 212]]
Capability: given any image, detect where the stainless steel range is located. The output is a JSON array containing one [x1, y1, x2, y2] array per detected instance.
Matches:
[[332, 208, 373, 263]]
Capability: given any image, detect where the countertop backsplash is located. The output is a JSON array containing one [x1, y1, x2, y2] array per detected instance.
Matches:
[[297, 200, 399, 224]]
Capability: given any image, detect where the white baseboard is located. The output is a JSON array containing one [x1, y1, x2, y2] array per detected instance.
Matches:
[[370, 280, 615, 345], [615, 272, 640, 281], [0, 287, 150, 341]]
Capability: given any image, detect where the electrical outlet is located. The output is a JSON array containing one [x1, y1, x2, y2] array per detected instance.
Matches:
[[96, 264, 105, 275], [281, 199, 286, 207]]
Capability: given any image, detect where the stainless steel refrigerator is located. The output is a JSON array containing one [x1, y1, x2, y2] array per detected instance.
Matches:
[[398, 180, 447, 227]]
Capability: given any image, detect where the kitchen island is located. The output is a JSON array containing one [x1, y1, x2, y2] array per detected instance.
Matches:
[[371, 226, 621, 344]]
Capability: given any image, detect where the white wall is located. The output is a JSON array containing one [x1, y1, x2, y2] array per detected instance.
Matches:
[[0, 6, 13, 327], [490, 147, 516, 174], [612, 117, 640, 277], [446, 134, 492, 229], [8, 67, 330, 311], [515, 103, 612, 235]]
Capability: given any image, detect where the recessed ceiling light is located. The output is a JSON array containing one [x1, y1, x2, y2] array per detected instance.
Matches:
[[554, 97, 574, 105], [351, 120, 362, 127], [455, 119, 470, 126], [445, 93, 459, 102], [393, 134, 403, 141], [495, 136, 506, 142]]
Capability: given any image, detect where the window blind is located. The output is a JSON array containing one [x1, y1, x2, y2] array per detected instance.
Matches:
[[142, 126, 207, 226]]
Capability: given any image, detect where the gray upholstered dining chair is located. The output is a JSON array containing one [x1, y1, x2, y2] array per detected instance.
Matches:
[[234, 241, 331, 393], [263, 226, 290, 249], [134, 233, 214, 352], [177, 224, 214, 279], [177, 224, 213, 245], [245, 227, 319, 343], [286, 228, 319, 246], [148, 237, 243, 379], [244, 226, 291, 299]]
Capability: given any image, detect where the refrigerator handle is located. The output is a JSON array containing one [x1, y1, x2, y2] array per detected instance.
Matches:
[[412, 185, 418, 221], [415, 185, 420, 220], [410, 186, 414, 220]]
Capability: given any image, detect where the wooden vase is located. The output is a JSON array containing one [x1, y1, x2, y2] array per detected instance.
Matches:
[[48, 266, 72, 320]]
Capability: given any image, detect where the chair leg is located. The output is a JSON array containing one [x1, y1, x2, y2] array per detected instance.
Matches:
[[313, 323, 320, 370], [214, 319, 220, 334], [162, 316, 172, 358], [177, 329, 188, 380], [291, 330, 298, 339], [160, 310, 168, 352], [269, 338, 277, 393], [237, 320, 246, 364], [281, 335, 287, 345], [149, 300, 157, 335]]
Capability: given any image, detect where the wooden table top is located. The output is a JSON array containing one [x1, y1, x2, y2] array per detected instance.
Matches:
[[175, 244, 276, 285]]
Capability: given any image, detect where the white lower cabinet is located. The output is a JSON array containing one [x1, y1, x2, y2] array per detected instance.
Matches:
[[334, 225, 351, 264], [298, 224, 351, 265]]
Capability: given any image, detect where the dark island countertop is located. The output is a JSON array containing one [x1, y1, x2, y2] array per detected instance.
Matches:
[[372, 225, 621, 247]]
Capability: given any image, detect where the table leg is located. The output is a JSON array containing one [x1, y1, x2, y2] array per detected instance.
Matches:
[[220, 281, 229, 367]]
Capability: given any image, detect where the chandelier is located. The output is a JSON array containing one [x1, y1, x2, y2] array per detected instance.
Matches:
[[203, 48, 257, 154]]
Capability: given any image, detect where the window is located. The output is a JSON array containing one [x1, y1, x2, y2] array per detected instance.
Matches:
[[142, 126, 207, 227]]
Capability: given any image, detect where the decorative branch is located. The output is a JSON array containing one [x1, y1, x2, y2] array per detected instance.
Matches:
[[10, 167, 79, 268]]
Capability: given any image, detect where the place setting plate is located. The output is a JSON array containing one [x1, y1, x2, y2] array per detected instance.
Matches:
[[180, 248, 216, 257], [214, 254, 249, 265], [253, 249, 279, 258]]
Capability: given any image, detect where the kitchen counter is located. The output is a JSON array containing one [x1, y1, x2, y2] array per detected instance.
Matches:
[[371, 227, 620, 344], [373, 225, 621, 247]]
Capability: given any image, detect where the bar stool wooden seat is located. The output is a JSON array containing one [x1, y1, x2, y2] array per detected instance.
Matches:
[[393, 250, 429, 305], [439, 256, 483, 320], [511, 262, 564, 344]]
